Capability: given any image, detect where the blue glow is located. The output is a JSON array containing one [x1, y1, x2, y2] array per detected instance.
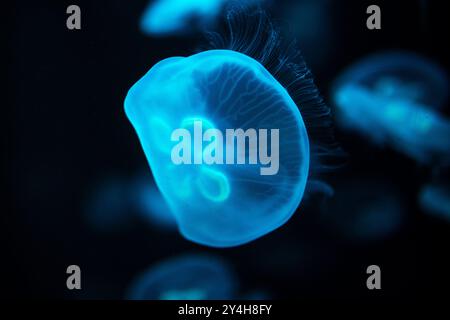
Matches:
[[126, 254, 236, 300], [419, 183, 450, 222], [125, 49, 310, 247], [333, 52, 450, 164], [140, 0, 261, 36]]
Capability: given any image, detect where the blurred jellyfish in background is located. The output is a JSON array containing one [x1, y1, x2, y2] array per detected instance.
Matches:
[[129, 172, 177, 229], [126, 254, 237, 300], [419, 183, 450, 222], [321, 179, 405, 242], [140, 0, 263, 36], [125, 9, 340, 247], [332, 51, 450, 165], [335, 51, 448, 110], [84, 177, 136, 232], [84, 173, 176, 232]]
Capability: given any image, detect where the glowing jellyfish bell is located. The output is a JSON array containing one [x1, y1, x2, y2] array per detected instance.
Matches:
[[332, 51, 450, 164], [126, 9, 337, 247], [125, 49, 309, 247], [126, 254, 237, 300]]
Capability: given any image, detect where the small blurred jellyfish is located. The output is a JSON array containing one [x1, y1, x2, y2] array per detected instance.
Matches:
[[322, 179, 405, 241], [419, 183, 450, 222], [332, 51, 450, 165], [140, 0, 263, 36], [84, 174, 176, 232], [334, 51, 448, 109], [129, 173, 177, 229], [84, 177, 135, 232], [126, 254, 237, 300], [125, 8, 339, 247]]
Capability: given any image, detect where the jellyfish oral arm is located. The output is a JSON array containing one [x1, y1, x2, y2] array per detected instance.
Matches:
[[170, 120, 280, 175]]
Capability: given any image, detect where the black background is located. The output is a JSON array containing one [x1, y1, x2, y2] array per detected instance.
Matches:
[[3, 0, 449, 300]]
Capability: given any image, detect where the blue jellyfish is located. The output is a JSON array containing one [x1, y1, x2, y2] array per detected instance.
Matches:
[[126, 254, 237, 300], [140, 0, 262, 36], [332, 51, 450, 164], [125, 49, 309, 247], [126, 9, 337, 247], [322, 179, 405, 241], [419, 183, 450, 222], [334, 51, 448, 110]]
